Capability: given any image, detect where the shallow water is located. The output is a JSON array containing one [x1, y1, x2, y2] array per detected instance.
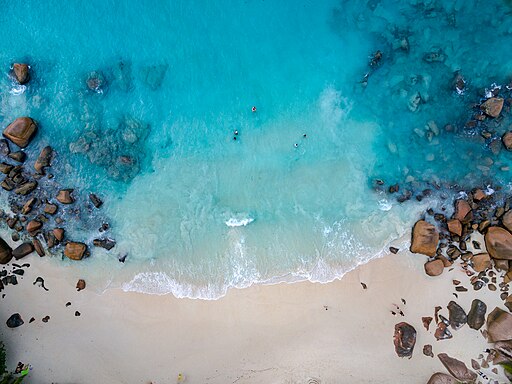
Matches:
[[1, 0, 512, 298]]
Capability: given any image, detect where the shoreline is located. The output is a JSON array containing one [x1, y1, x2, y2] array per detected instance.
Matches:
[[1, 245, 506, 383]]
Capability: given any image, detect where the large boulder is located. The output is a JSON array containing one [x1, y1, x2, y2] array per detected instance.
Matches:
[[487, 307, 512, 342], [410, 220, 439, 256], [467, 299, 487, 330], [453, 199, 472, 223], [503, 210, 512, 232], [3, 117, 37, 148], [471, 253, 491, 272], [6, 313, 24, 328], [447, 301, 467, 330], [34, 146, 53, 173], [437, 353, 477, 382], [64, 242, 87, 260], [0, 237, 13, 264], [426, 373, 459, 384], [481, 97, 504, 118], [12, 63, 30, 85], [393, 322, 416, 358], [56, 189, 74, 204], [485, 227, 512, 260], [425, 259, 444, 276]]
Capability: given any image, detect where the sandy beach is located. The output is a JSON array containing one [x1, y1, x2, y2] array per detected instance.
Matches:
[[1, 245, 506, 384]]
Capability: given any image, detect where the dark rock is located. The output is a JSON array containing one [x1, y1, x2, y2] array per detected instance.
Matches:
[[12, 63, 30, 84], [64, 242, 87, 260], [33, 276, 48, 291], [423, 344, 434, 358], [29, 317, 35, 323], [0, 139, 10, 156], [12, 243, 34, 259], [467, 299, 486, 331], [485, 227, 512, 260], [89, 193, 103, 208], [473, 280, 484, 291], [0, 163, 13, 174], [11, 232, 19, 242], [0, 237, 13, 264], [34, 146, 53, 173], [76, 279, 86, 291], [425, 259, 444, 276], [6, 313, 24, 328], [393, 322, 416, 358], [12, 269, 24, 276], [93, 238, 116, 250], [1, 178, 15, 191], [426, 373, 460, 384], [32, 238, 45, 257], [481, 97, 504, 118], [56, 189, 74, 204], [14, 181, 37, 196], [434, 322, 452, 340], [43, 203, 57, 215], [455, 286, 468, 292], [8, 151, 25, 163], [411, 220, 439, 256], [437, 353, 477, 382], [75, 311, 81, 317], [447, 301, 467, 330], [42, 315, 50, 323], [2, 117, 37, 148]]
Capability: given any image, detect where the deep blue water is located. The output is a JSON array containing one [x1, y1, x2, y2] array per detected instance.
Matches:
[[1, 0, 512, 298]]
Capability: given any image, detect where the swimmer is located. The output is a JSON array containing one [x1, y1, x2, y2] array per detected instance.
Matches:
[[234, 130, 239, 135], [303, 133, 307, 138], [233, 137, 237, 141], [252, 106, 257, 112], [294, 143, 298, 148]]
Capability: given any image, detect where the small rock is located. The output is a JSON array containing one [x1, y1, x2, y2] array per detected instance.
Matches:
[[423, 344, 434, 358], [43, 203, 57, 215], [12, 63, 30, 84], [93, 238, 116, 250], [447, 219, 462, 237], [471, 359, 480, 370], [0, 163, 13, 174], [29, 317, 35, 323], [42, 315, 50, 323], [422, 316, 433, 331], [32, 238, 45, 257], [0, 140, 10, 156], [21, 197, 36, 214], [26, 220, 42, 236], [455, 286, 468, 292], [425, 259, 444, 276], [56, 189, 74, 204], [472, 189, 487, 201], [503, 131, 512, 151], [434, 322, 452, 340], [467, 299, 487, 330], [64, 242, 87, 260], [481, 97, 504, 118], [393, 322, 416, 358], [75, 311, 81, 317], [472, 253, 491, 272], [76, 279, 86, 291], [34, 146, 53, 174], [66, 302, 71, 307], [53, 228, 64, 242], [6, 313, 24, 328], [2, 117, 37, 148], [389, 246, 399, 254], [447, 301, 467, 330]]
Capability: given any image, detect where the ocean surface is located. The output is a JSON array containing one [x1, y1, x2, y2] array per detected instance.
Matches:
[[1, 0, 512, 298]]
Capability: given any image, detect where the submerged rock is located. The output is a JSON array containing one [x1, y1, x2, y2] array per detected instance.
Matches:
[[3, 117, 37, 148], [6, 313, 24, 328], [34, 146, 53, 173], [487, 307, 512, 342], [393, 322, 416, 358], [89, 193, 103, 208], [503, 131, 512, 151], [467, 299, 486, 330], [93, 238, 116, 250], [56, 189, 74, 204], [437, 353, 477, 382], [64, 242, 87, 260], [485, 227, 512, 260], [76, 279, 86, 291], [410, 220, 439, 256], [141, 64, 168, 90], [12, 63, 30, 85], [86, 71, 106, 93]]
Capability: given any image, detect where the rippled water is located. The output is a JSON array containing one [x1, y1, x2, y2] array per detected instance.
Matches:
[[1, 0, 512, 298]]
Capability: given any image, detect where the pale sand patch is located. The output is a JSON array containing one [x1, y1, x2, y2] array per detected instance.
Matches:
[[0, 249, 506, 383]]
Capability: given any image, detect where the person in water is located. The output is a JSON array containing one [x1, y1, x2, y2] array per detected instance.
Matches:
[[252, 106, 257, 112]]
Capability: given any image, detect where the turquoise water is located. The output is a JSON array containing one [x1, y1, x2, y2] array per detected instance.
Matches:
[[2, 0, 512, 298]]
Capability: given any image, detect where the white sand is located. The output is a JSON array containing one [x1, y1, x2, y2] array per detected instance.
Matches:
[[0, 249, 507, 384]]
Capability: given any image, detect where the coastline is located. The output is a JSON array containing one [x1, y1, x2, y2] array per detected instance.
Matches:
[[1, 244, 506, 383]]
